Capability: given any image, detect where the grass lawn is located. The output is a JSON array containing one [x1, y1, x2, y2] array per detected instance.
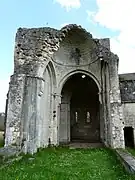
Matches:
[[0, 147, 135, 180], [126, 148, 135, 157]]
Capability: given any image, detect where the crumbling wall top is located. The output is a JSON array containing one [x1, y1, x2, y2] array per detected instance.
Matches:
[[14, 24, 117, 76]]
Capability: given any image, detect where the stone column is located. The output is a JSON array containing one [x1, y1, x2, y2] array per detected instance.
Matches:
[[52, 93, 61, 145], [105, 62, 112, 146], [101, 61, 111, 146], [100, 61, 106, 143], [37, 78, 45, 148], [108, 55, 125, 148], [5, 74, 25, 148], [59, 99, 69, 143], [21, 76, 42, 154]]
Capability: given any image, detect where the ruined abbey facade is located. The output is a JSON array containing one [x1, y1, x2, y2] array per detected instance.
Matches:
[[4, 24, 135, 153]]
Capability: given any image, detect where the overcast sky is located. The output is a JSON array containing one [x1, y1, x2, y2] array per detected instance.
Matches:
[[0, 0, 135, 112]]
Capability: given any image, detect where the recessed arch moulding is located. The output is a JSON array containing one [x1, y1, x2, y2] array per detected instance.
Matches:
[[4, 24, 125, 154]]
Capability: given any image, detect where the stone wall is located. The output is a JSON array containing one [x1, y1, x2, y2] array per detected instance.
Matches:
[[119, 73, 135, 146], [5, 24, 125, 153], [122, 103, 135, 146], [119, 73, 135, 102], [122, 103, 135, 127], [119, 73, 135, 127], [53, 28, 102, 89]]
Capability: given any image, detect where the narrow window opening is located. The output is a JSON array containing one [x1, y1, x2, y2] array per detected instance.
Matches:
[[86, 112, 91, 123], [75, 112, 78, 123]]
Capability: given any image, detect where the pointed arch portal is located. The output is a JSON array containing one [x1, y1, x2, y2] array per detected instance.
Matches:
[[59, 73, 100, 143]]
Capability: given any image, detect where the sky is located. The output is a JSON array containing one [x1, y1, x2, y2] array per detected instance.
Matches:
[[0, 0, 135, 112]]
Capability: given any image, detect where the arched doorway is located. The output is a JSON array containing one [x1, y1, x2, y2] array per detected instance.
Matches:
[[59, 73, 100, 143]]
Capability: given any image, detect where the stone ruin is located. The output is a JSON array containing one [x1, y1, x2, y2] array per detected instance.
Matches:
[[3, 24, 135, 154]]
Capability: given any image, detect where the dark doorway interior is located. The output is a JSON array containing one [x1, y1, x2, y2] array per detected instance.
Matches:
[[124, 127, 134, 148], [61, 73, 100, 143]]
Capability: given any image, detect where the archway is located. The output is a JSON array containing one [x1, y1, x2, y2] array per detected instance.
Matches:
[[59, 73, 100, 143]]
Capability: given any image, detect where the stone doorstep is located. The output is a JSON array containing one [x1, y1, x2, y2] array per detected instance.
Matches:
[[116, 149, 135, 173], [67, 142, 104, 149]]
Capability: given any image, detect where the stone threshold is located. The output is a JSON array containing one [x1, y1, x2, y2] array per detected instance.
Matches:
[[64, 142, 104, 149]]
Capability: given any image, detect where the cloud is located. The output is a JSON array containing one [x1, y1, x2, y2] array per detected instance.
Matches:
[[87, 0, 135, 73], [94, 0, 135, 32], [86, 10, 97, 25], [54, 0, 81, 11], [0, 78, 9, 112], [110, 38, 135, 73]]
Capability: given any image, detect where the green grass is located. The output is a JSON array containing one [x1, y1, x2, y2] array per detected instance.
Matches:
[[0, 147, 134, 180], [126, 147, 135, 157]]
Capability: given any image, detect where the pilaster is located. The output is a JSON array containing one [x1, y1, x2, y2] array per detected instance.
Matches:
[[108, 55, 125, 148]]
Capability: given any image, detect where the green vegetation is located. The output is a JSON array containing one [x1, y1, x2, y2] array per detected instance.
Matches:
[[126, 148, 135, 157], [0, 131, 4, 147], [0, 147, 134, 180]]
